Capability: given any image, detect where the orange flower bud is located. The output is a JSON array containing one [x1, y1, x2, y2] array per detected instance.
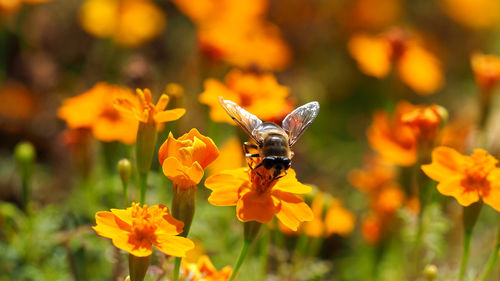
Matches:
[[158, 128, 219, 188]]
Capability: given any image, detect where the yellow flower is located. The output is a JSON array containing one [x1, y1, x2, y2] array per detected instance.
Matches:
[[348, 30, 444, 95], [348, 0, 402, 30], [172, 0, 290, 70], [93, 203, 194, 257], [182, 255, 232, 281], [324, 198, 356, 237], [422, 147, 500, 211], [115, 88, 185, 126], [207, 136, 245, 175], [441, 0, 500, 29], [79, 0, 166, 47], [397, 44, 444, 96], [205, 167, 313, 231], [348, 34, 392, 78], [302, 193, 355, 237], [471, 52, 500, 95], [199, 69, 292, 124], [58, 82, 139, 144], [0, 0, 50, 14]]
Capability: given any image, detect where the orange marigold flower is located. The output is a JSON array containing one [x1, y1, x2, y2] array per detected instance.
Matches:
[[199, 69, 292, 124], [397, 44, 444, 96], [348, 155, 396, 192], [401, 104, 446, 143], [372, 184, 405, 214], [303, 192, 326, 238], [348, 34, 392, 78], [471, 52, 500, 95], [197, 23, 291, 71], [58, 82, 139, 144], [79, 0, 165, 47], [93, 203, 194, 257], [182, 255, 232, 281], [324, 198, 356, 237], [348, 30, 444, 95], [367, 101, 417, 166], [0, 0, 50, 14], [158, 128, 219, 188], [0, 82, 37, 122], [348, 0, 401, 30], [422, 146, 500, 211], [207, 136, 245, 175], [115, 88, 186, 126], [441, 0, 500, 29], [440, 118, 474, 152], [205, 167, 313, 231], [172, 0, 290, 70], [361, 213, 382, 244]]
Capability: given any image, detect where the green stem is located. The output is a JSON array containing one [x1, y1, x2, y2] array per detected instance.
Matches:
[[172, 257, 181, 281], [478, 226, 500, 281], [458, 230, 472, 281], [459, 202, 483, 281], [21, 177, 30, 214], [259, 229, 270, 281], [138, 172, 147, 205], [122, 181, 128, 207], [129, 254, 151, 281], [170, 186, 196, 281], [228, 239, 252, 281]]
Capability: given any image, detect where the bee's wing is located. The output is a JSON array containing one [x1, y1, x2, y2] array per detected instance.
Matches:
[[218, 97, 263, 144], [282, 101, 319, 146]]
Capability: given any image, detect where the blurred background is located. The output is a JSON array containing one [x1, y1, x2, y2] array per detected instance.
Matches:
[[1, 0, 500, 280]]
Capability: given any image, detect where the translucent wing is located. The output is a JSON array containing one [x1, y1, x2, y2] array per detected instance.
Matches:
[[218, 97, 263, 144], [282, 101, 320, 146]]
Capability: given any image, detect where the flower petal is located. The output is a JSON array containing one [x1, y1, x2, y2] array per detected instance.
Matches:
[[155, 94, 170, 112], [115, 233, 153, 257], [437, 176, 479, 206], [273, 169, 311, 194], [273, 190, 313, 231], [421, 146, 465, 182], [324, 201, 355, 236], [93, 211, 131, 238], [183, 129, 219, 168], [236, 190, 278, 223], [153, 234, 195, 257], [162, 157, 204, 187], [484, 170, 500, 212], [154, 108, 186, 123], [158, 132, 176, 165]]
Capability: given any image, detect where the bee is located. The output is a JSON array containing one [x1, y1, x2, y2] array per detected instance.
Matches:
[[219, 96, 320, 181]]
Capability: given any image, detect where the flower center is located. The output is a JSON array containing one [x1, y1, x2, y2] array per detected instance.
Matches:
[[130, 204, 161, 242], [249, 167, 277, 194], [461, 149, 497, 193], [100, 106, 121, 122]]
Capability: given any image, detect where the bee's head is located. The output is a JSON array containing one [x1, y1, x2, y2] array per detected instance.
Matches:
[[262, 157, 275, 170]]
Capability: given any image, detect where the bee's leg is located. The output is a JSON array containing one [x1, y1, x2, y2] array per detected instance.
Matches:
[[246, 153, 260, 158], [290, 151, 295, 159], [273, 170, 287, 181], [243, 142, 261, 170], [244, 141, 258, 149], [243, 142, 259, 158], [254, 161, 264, 170]]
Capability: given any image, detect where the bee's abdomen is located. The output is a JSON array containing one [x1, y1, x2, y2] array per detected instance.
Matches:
[[262, 134, 289, 157]]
